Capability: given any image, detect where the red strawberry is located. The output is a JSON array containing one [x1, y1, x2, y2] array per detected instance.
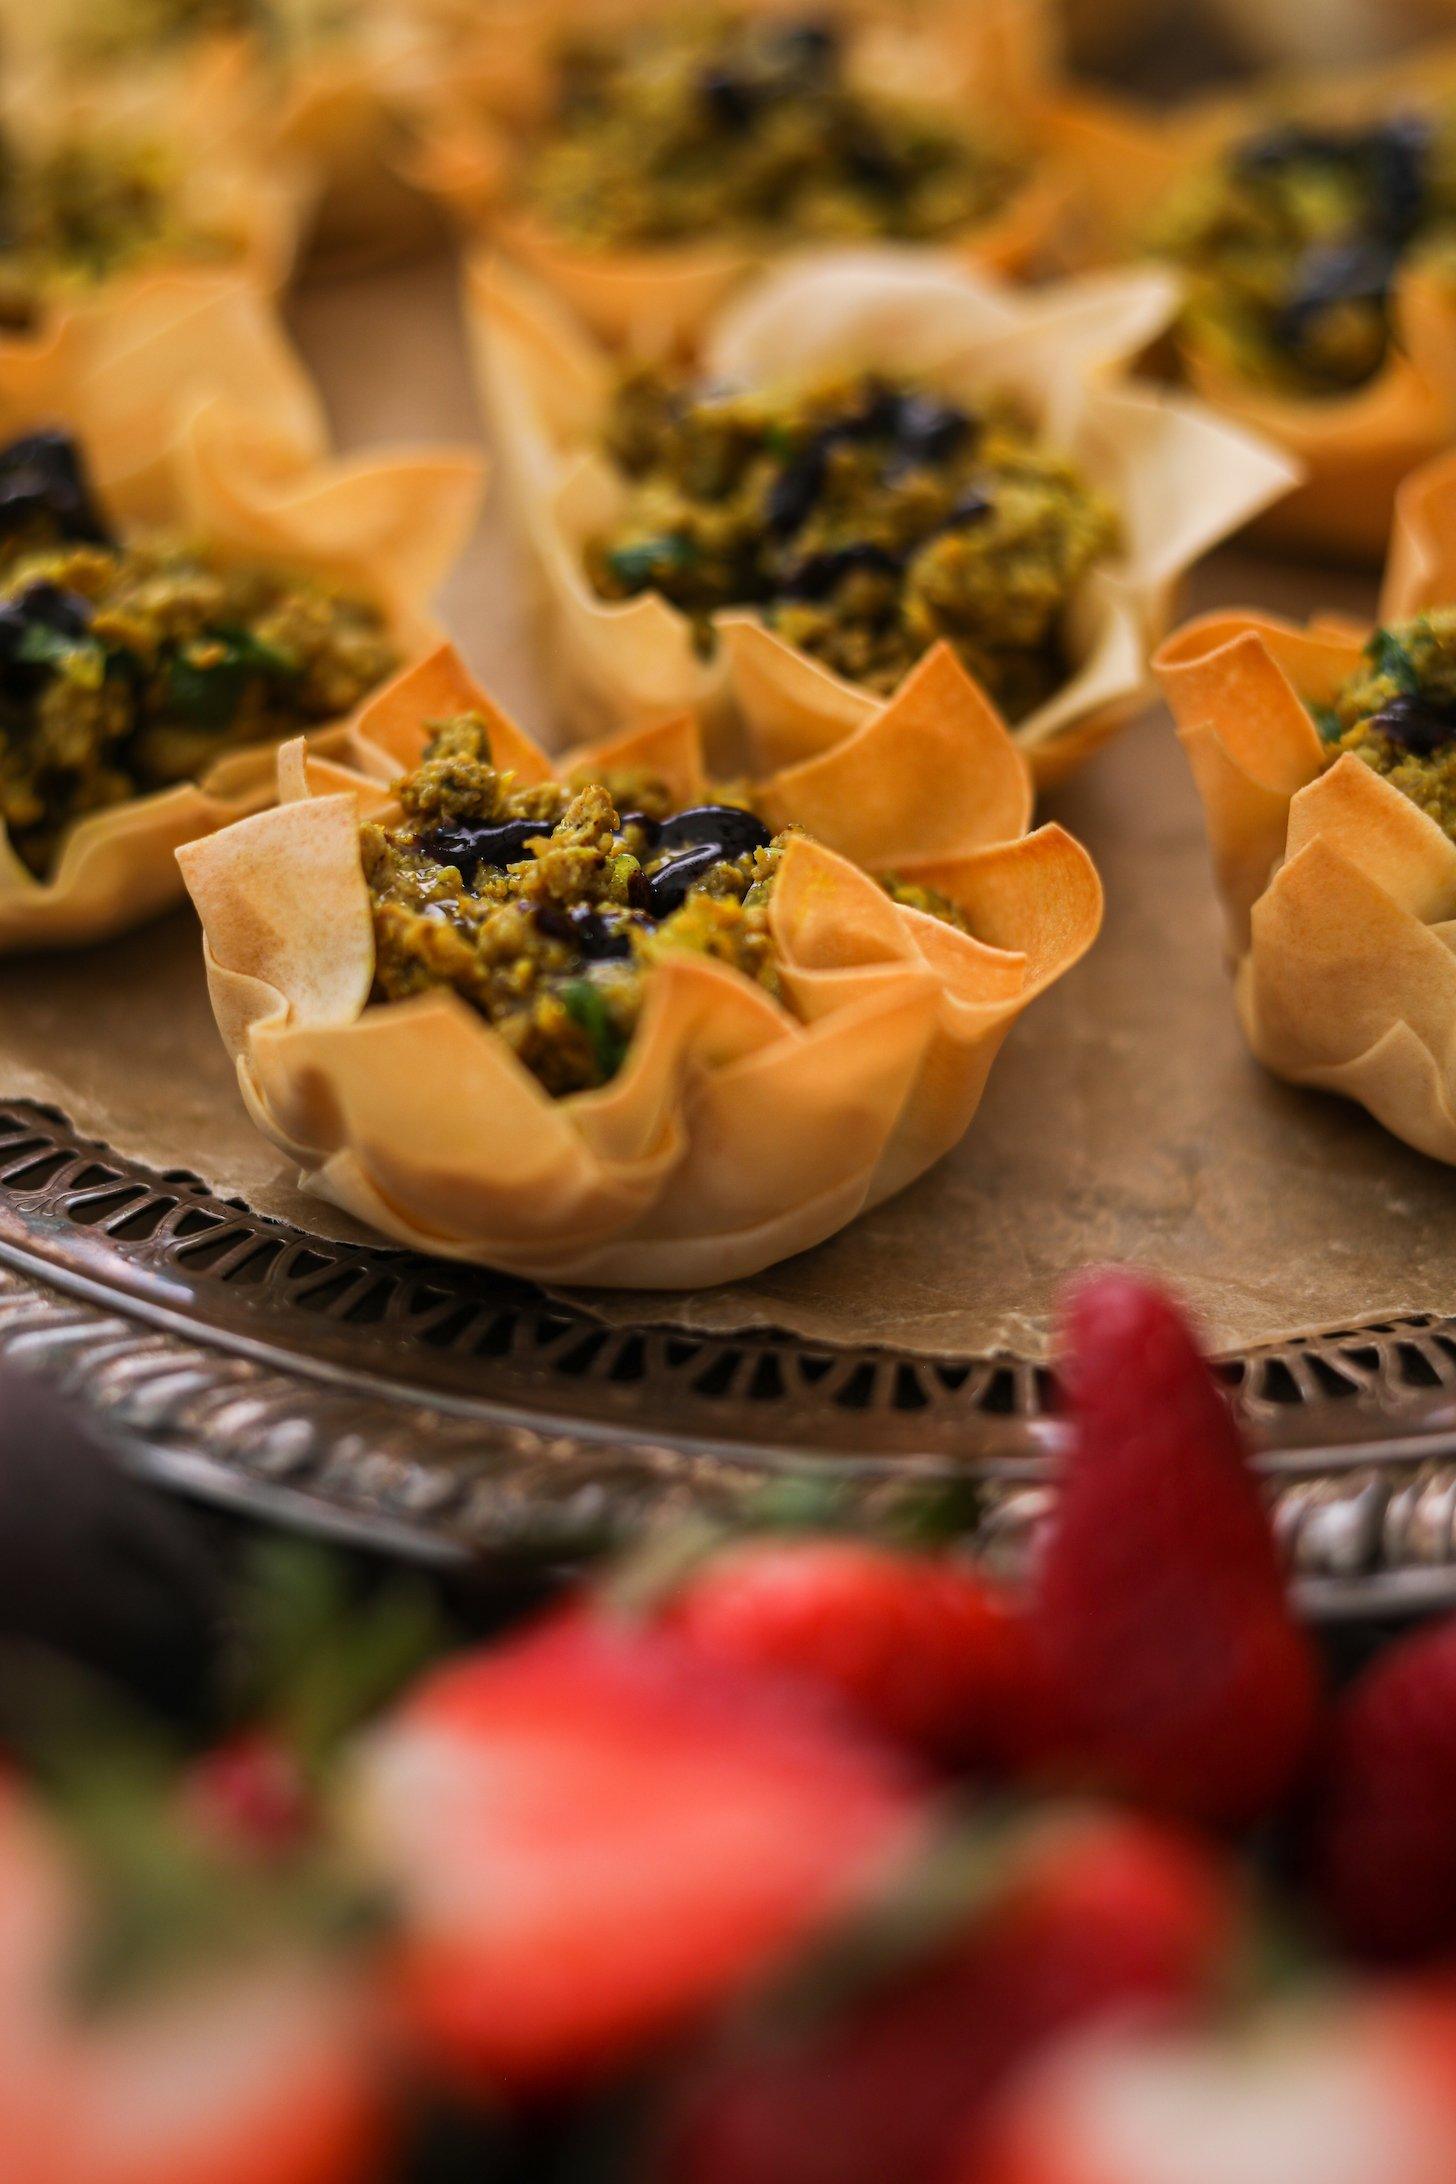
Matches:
[[1034, 1271, 1321, 1825], [969, 1987, 1456, 2184], [0, 1780, 79, 2184], [351, 1610, 926, 2099], [56, 1960, 388, 2184], [0, 1778, 386, 2184], [1314, 1613, 1456, 1962], [652, 1808, 1236, 2184], [660, 1537, 1045, 1769]]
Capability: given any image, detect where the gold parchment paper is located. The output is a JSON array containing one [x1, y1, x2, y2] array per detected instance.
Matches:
[[1, 255, 1452, 1360]]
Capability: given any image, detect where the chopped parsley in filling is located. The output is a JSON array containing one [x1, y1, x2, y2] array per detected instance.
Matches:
[[0, 129, 233, 328], [523, 11, 1024, 252], [1151, 112, 1456, 396], [0, 430, 396, 878], [1312, 610, 1456, 837], [364, 713, 972, 1097], [587, 368, 1119, 720]]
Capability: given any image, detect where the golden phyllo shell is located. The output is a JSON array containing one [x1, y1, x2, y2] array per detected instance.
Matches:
[[470, 251, 1298, 786], [251, 5, 459, 264], [0, 283, 482, 951], [1050, 62, 1456, 562], [0, 3, 441, 265], [1157, 449, 1456, 1162], [0, 40, 306, 334], [411, 0, 1065, 354], [177, 640, 1102, 1288]]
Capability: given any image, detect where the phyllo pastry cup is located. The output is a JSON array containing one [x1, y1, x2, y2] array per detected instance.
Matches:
[[254, 5, 459, 265], [0, 39, 306, 332], [0, 294, 482, 953], [177, 640, 1102, 1287], [0, 3, 436, 267], [470, 251, 1298, 786], [1156, 449, 1456, 1162], [411, 0, 1066, 355], [1049, 66, 1456, 563]]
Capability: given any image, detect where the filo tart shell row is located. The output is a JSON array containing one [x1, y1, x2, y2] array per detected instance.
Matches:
[[469, 250, 1299, 787], [177, 640, 1103, 1289], [0, 285, 483, 952], [0, 8, 439, 266], [1156, 449, 1456, 1164], [408, 0, 1066, 354], [1047, 56, 1456, 563], [0, 37, 307, 338]]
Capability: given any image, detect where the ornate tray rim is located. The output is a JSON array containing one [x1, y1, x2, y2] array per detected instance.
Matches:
[[4, 1099, 1456, 1619]]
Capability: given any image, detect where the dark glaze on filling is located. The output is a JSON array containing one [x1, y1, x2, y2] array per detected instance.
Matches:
[[1152, 111, 1456, 394], [0, 430, 396, 877], [588, 368, 1119, 721], [524, 11, 1024, 252], [364, 712, 973, 1096], [1314, 610, 1456, 836]]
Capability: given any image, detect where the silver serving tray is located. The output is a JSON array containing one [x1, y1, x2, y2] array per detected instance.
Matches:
[[4, 1100, 1456, 1619]]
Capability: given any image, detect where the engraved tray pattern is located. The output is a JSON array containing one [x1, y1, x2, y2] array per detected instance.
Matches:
[[4, 1103, 1456, 1617]]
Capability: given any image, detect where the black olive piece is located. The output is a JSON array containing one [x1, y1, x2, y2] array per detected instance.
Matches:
[[1233, 123, 1335, 176], [0, 427, 114, 548], [699, 65, 763, 131], [15, 580, 92, 636], [627, 863, 652, 913], [892, 393, 972, 466], [841, 120, 906, 194], [766, 443, 828, 538], [778, 540, 904, 601], [944, 488, 993, 529], [535, 902, 637, 959], [1361, 113, 1432, 244], [420, 816, 545, 879], [0, 581, 95, 699], [654, 803, 773, 859], [646, 842, 725, 918], [1276, 238, 1397, 349], [571, 910, 637, 961], [772, 19, 839, 75], [1367, 691, 1456, 757], [766, 383, 913, 537], [840, 382, 908, 442], [533, 902, 574, 944]]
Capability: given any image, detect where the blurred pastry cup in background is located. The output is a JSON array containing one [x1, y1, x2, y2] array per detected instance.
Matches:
[[407, 0, 1066, 356], [467, 250, 1298, 787], [257, 2, 458, 267], [1157, 448, 1456, 1163], [1204, 0, 1439, 67], [1049, 56, 1456, 562], [0, 0, 447, 270], [0, 37, 306, 319], [0, 283, 482, 951], [177, 640, 1102, 1289]]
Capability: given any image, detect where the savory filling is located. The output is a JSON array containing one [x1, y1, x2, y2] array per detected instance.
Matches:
[[364, 713, 971, 1096], [1313, 612, 1456, 837], [586, 367, 1119, 719], [523, 11, 1024, 251], [0, 430, 396, 877], [44, 0, 351, 59], [1150, 112, 1456, 396], [0, 129, 231, 328], [60, 0, 254, 45]]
